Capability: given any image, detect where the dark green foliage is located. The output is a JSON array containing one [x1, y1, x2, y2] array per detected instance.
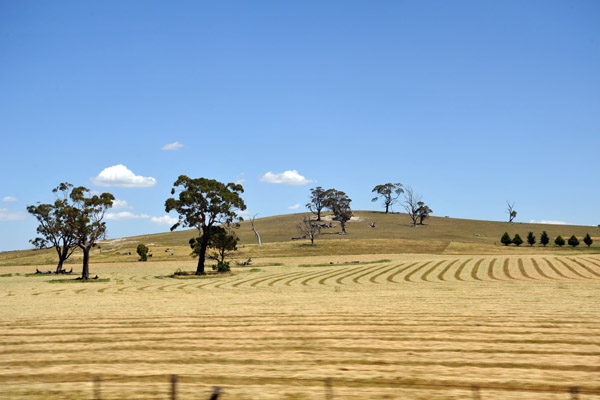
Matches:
[[306, 187, 327, 221], [166, 176, 246, 275], [512, 233, 523, 246], [323, 189, 353, 234], [371, 183, 403, 214], [27, 183, 79, 273], [583, 233, 593, 248], [136, 243, 149, 261], [214, 261, 231, 273], [501, 232, 512, 246], [554, 235, 565, 247], [417, 202, 433, 225], [540, 231, 549, 247], [568, 235, 579, 248], [526, 232, 536, 246]]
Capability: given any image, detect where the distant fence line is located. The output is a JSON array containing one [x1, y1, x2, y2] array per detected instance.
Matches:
[[4, 374, 598, 399]]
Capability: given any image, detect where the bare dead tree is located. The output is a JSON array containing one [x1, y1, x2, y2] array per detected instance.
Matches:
[[297, 215, 320, 245], [506, 201, 517, 223], [403, 186, 422, 227], [250, 213, 262, 246]]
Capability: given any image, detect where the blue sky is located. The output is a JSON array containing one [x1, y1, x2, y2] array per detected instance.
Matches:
[[1, 1, 599, 251]]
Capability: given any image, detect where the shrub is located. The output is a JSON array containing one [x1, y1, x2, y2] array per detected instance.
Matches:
[[568, 235, 580, 248], [136, 243, 149, 262], [554, 235, 565, 247], [583, 233, 593, 248], [512, 233, 523, 246], [501, 232, 512, 246], [216, 261, 230, 273]]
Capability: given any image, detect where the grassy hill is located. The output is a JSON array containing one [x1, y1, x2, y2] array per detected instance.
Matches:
[[1, 211, 599, 266]]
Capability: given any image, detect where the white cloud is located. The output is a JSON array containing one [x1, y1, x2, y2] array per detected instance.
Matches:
[[112, 199, 132, 210], [0, 208, 26, 221], [150, 215, 179, 226], [91, 164, 157, 188], [288, 203, 302, 210], [235, 173, 246, 185], [529, 219, 569, 225], [162, 141, 183, 151], [260, 170, 313, 185], [2, 196, 17, 202], [105, 212, 151, 221]]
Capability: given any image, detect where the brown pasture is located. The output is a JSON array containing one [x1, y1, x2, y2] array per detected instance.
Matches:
[[1, 252, 600, 399]]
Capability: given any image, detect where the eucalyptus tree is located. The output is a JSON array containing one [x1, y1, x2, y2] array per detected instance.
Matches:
[[323, 189, 352, 234], [417, 202, 433, 225], [306, 186, 327, 221], [506, 201, 517, 223], [165, 176, 246, 275], [26, 182, 79, 273], [371, 183, 403, 214], [69, 186, 114, 280]]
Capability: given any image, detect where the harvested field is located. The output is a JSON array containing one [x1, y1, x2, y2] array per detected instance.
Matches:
[[1, 254, 599, 399]]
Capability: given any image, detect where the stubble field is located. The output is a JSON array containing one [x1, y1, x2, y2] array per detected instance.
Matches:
[[1, 253, 600, 399]]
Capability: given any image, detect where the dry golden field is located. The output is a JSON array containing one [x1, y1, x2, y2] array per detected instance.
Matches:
[[1, 252, 600, 399]]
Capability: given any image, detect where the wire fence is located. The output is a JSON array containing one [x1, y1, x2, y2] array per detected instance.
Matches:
[[2, 374, 599, 399]]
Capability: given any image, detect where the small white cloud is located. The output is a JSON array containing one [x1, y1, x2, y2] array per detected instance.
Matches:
[[105, 212, 151, 221], [162, 141, 183, 151], [150, 215, 179, 226], [235, 173, 246, 185], [288, 203, 302, 210], [260, 170, 313, 185], [529, 219, 569, 225], [91, 164, 157, 188], [2, 196, 17, 202], [0, 208, 26, 221], [112, 199, 132, 210]]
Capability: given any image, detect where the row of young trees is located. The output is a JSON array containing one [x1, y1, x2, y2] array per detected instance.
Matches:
[[501, 231, 594, 247]]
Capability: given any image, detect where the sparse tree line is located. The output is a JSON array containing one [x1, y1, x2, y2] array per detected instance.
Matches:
[[501, 231, 593, 248]]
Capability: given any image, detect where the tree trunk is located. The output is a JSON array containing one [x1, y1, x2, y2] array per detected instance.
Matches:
[[56, 258, 64, 274], [385, 204, 389, 214], [81, 247, 90, 280], [341, 221, 346, 234], [317, 210, 321, 221], [195, 235, 209, 275]]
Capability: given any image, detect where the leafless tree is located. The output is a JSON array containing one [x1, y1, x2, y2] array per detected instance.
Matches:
[[250, 213, 262, 246], [506, 201, 517, 223], [297, 215, 320, 245], [403, 186, 422, 227]]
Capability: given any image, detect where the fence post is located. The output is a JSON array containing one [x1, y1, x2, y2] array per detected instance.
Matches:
[[570, 386, 579, 400], [170, 374, 178, 400], [471, 385, 481, 400], [93, 376, 101, 400], [325, 377, 333, 400]]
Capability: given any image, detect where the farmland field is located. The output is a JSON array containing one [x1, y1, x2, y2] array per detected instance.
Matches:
[[1, 253, 600, 399]]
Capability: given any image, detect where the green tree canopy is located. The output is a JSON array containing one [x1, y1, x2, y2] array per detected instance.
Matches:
[[540, 231, 550, 247], [568, 235, 580, 248], [512, 233, 523, 246], [137, 243, 149, 261], [583, 233, 593, 248], [500, 232, 512, 246], [554, 235, 565, 247], [323, 189, 353, 234], [371, 183, 403, 214], [165, 176, 245, 275], [526, 232, 536, 246]]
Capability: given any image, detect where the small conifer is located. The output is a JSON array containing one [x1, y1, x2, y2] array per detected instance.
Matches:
[[501, 232, 512, 246]]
